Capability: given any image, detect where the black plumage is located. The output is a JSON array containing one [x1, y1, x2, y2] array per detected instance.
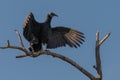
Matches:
[[23, 12, 85, 52]]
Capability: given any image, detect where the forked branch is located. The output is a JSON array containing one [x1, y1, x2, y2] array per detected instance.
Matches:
[[94, 32, 111, 80], [0, 30, 110, 80]]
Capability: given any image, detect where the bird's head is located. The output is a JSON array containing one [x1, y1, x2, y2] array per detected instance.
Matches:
[[48, 12, 58, 17]]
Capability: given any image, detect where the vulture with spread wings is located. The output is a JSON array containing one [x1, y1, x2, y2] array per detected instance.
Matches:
[[23, 12, 85, 52]]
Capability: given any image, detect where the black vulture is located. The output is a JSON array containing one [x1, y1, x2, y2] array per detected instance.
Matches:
[[23, 12, 85, 52]]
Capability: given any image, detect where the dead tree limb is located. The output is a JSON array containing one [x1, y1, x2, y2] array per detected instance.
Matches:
[[15, 29, 25, 48], [17, 50, 97, 80], [0, 30, 96, 80], [0, 30, 111, 80], [94, 32, 111, 80]]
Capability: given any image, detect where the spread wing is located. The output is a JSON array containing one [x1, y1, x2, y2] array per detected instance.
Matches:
[[23, 12, 42, 52], [47, 26, 85, 48], [23, 12, 35, 41], [23, 12, 40, 42]]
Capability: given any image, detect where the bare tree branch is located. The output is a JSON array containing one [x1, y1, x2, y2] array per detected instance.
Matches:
[[0, 30, 29, 55], [15, 29, 25, 48], [95, 32, 102, 80], [99, 32, 111, 46], [0, 30, 96, 80], [0, 41, 28, 54], [17, 50, 96, 80], [94, 32, 111, 80], [0, 30, 111, 80]]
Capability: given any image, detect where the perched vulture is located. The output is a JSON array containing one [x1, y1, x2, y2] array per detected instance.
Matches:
[[23, 12, 85, 52]]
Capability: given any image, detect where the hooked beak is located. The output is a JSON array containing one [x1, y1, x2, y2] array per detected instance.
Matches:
[[49, 12, 59, 17], [54, 14, 58, 17]]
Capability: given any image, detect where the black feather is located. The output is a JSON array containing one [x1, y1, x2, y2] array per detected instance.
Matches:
[[23, 12, 85, 52]]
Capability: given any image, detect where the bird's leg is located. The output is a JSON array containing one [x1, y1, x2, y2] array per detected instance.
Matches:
[[40, 44, 43, 50], [29, 42, 35, 53]]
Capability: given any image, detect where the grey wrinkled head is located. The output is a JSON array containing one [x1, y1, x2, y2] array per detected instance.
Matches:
[[48, 12, 58, 17]]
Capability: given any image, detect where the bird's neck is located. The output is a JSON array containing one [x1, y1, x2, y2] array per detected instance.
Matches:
[[45, 15, 52, 23]]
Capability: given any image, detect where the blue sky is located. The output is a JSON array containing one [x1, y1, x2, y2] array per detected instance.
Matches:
[[0, 0, 119, 80]]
